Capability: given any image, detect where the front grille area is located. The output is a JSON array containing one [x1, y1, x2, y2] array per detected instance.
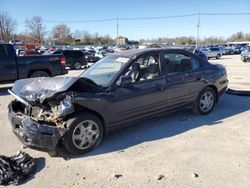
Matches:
[[11, 100, 31, 115]]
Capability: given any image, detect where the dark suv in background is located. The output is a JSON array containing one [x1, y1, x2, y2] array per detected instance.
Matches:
[[53, 50, 87, 70]]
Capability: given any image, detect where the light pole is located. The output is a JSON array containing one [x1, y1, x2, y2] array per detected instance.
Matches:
[[195, 13, 200, 49], [116, 17, 119, 38], [0, 20, 4, 41]]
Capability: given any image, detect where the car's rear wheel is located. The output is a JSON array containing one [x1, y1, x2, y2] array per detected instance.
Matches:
[[193, 87, 216, 115], [72, 61, 82, 70], [63, 113, 103, 155], [30, 71, 50, 78]]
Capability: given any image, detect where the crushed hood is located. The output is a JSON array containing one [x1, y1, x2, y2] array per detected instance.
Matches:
[[11, 77, 78, 104]]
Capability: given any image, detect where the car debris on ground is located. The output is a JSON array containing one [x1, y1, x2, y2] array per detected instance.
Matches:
[[0, 151, 36, 186], [156, 174, 165, 180], [112, 173, 123, 179], [191, 173, 199, 178]]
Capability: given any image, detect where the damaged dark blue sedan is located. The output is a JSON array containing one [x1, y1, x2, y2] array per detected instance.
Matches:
[[8, 49, 228, 155]]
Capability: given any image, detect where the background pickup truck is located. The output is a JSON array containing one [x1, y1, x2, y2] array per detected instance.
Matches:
[[0, 44, 68, 83]]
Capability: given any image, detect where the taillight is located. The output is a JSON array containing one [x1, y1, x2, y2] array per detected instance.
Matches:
[[60, 57, 66, 65]]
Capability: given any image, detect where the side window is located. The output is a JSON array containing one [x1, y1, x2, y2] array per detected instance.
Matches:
[[0, 46, 7, 58], [78, 51, 84, 57], [125, 54, 160, 82], [53, 50, 62, 55], [210, 48, 218, 51], [63, 51, 73, 57], [191, 57, 201, 70], [163, 53, 200, 75]]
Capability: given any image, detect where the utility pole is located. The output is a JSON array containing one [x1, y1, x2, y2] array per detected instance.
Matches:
[[195, 13, 200, 49], [116, 17, 119, 38], [0, 20, 4, 41]]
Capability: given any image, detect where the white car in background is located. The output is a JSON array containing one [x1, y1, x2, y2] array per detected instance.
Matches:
[[95, 50, 110, 58], [200, 47, 223, 59], [241, 47, 250, 62]]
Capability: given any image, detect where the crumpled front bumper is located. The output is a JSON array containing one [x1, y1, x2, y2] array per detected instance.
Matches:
[[8, 104, 62, 151]]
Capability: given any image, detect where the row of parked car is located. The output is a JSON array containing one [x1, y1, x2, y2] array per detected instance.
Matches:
[[183, 44, 250, 60], [241, 46, 250, 62]]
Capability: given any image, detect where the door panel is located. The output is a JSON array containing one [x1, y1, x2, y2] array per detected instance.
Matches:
[[162, 51, 204, 108], [166, 73, 189, 107], [184, 71, 206, 101], [0, 45, 17, 82], [109, 76, 168, 126]]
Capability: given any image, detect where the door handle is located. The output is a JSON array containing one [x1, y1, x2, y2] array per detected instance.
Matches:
[[196, 76, 205, 81], [155, 84, 165, 91], [159, 86, 164, 91]]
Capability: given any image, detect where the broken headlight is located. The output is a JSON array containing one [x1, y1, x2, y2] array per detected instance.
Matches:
[[54, 95, 74, 118], [34, 95, 74, 122]]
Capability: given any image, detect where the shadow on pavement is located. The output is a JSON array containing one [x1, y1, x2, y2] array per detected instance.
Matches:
[[19, 157, 45, 185], [69, 94, 250, 159], [0, 86, 12, 96]]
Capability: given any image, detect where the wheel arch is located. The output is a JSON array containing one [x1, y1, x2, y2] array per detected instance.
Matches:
[[67, 104, 107, 135], [28, 69, 52, 77], [206, 85, 219, 102]]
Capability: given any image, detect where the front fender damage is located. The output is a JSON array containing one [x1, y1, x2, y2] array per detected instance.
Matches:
[[8, 91, 75, 150]]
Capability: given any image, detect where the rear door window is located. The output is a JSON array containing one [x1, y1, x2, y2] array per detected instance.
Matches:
[[163, 53, 201, 75]]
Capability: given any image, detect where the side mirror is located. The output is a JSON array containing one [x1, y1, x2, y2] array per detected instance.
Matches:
[[117, 75, 132, 87]]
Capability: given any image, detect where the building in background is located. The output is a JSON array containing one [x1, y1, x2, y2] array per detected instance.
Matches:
[[116, 36, 128, 45]]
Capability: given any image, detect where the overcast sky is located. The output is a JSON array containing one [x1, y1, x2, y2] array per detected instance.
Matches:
[[1, 0, 250, 40]]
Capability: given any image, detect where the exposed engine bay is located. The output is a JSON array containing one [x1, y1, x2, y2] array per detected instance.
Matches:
[[10, 92, 74, 129]]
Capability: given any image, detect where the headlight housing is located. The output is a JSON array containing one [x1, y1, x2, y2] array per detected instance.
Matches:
[[54, 95, 74, 119]]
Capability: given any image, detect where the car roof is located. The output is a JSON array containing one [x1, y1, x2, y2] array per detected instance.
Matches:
[[114, 48, 191, 58]]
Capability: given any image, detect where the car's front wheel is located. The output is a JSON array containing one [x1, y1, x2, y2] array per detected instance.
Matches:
[[193, 87, 216, 115], [63, 113, 103, 155]]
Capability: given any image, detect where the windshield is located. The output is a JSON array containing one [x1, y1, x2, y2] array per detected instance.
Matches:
[[80, 55, 130, 87]]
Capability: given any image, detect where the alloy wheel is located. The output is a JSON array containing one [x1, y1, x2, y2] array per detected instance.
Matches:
[[199, 91, 215, 113], [72, 120, 100, 150]]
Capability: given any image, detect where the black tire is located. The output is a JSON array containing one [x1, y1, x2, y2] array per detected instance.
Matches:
[[193, 87, 216, 115], [30, 71, 50, 78], [72, 61, 82, 70], [216, 54, 221, 59], [63, 113, 104, 155]]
